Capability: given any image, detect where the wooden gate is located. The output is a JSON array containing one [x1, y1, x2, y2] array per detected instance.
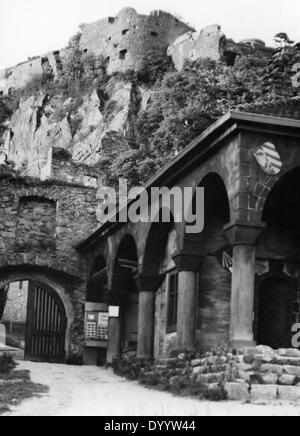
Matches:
[[25, 282, 67, 363]]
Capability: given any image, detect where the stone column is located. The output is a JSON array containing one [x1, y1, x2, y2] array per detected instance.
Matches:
[[172, 252, 203, 351], [224, 222, 265, 349], [135, 274, 164, 360], [105, 277, 127, 364], [107, 315, 122, 363]]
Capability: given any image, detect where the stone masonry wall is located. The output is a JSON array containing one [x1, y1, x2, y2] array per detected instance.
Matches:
[[2, 281, 29, 324], [0, 51, 63, 95], [15, 197, 56, 253], [0, 177, 99, 277], [80, 8, 193, 75], [0, 177, 99, 353], [168, 25, 225, 71]]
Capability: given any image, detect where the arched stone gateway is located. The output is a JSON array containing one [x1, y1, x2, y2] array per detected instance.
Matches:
[[0, 271, 74, 362], [0, 176, 99, 363]]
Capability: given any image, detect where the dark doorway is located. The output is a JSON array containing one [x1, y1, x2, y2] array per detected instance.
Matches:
[[25, 282, 67, 363], [257, 277, 292, 349]]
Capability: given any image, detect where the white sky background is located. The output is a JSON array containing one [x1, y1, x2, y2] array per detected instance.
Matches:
[[1, 0, 300, 70]]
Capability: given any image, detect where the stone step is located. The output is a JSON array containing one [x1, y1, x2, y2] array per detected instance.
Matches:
[[192, 364, 231, 376], [193, 372, 227, 385]]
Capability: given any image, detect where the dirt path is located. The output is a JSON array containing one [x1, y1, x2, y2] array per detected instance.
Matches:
[[3, 361, 300, 416]]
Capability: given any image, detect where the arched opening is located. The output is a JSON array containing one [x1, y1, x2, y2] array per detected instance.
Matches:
[[142, 210, 177, 358], [0, 278, 67, 363], [195, 173, 231, 350], [257, 276, 293, 349], [112, 235, 139, 353], [255, 167, 300, 349]]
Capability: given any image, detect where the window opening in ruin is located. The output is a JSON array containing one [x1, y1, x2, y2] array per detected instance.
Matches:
[[119, 49, 128, 60], [122, 29, 129, 35], [167, 272, 178, 332], [151, 31, 158, 37], [223, 50, 238, 67]]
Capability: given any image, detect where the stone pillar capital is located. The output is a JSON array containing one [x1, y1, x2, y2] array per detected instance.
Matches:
[[223, 221, 265, 246], [134, 273, 165, 293], [172, 250, 204, 272]]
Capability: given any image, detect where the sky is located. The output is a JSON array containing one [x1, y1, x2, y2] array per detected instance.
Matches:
[[1, 0, 300, 70]]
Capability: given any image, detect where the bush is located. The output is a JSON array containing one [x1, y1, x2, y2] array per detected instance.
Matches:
[[112, 356, 152, 381], [65, 354, 83, 366], [52, 147, 72, 161], [137, 50, 174, 85], [197, 383, 228, 401], [0, 355, 17, 375]]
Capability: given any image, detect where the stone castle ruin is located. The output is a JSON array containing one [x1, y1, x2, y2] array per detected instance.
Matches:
[[0, 7, 270, 96]]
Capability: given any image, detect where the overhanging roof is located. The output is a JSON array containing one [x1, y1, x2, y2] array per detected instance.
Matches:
[[77, 111, 300, 252]]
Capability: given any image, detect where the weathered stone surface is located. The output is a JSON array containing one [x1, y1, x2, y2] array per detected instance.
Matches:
[[0, 324, 5, 345], [261, 374, 279, 385], [192, 366, 205, 376], [277, 386, 300, 401], [191, 359, 203, 367], [278, 375, 297, 386], [251, 385, 278, 401], [225, 382, 250, 401], [283, 365, 300, 377], [80, 8, 193, 75], [244, 345, 277, 364], [279, 349, 300, 358], [196, 373, 225, 385], [168, 25, 225, 71], [2, 78, 142, 179], [260, 364, 284, 375]]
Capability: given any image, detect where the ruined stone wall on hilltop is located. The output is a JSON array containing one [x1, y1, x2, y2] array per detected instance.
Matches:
[[80, 7, 193, 74], [0, 51, 63, 95], [168, 25, 226, 71]]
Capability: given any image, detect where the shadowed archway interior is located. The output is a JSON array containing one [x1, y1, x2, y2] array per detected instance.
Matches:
[[256, 167, 300, 350]]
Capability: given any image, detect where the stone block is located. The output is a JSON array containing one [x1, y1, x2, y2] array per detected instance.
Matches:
[[279, 349, 300, 358], [260, 364, 284, 375], [278, 375, 297, 386], [225, 383, 250, 401], [277, 386, 300, 401], [261, 374, 279, 385], [196, 373, 225, 385], [238, 370, 252, 382], [283, 365, 300, 377], [250, 385, 278, 401], [192, 366, 204, 376], [191, 359, 203, 367]]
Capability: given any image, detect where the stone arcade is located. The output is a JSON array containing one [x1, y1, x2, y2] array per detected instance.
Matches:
[[77, 100, 300, 363], [1, 101, 300, 364]]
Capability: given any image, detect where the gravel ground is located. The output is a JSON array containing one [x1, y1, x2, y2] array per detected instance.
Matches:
[[3, 361, 300, 416]]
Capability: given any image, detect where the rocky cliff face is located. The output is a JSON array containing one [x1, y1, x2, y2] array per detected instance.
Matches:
[[2, 77, 150, 179]]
